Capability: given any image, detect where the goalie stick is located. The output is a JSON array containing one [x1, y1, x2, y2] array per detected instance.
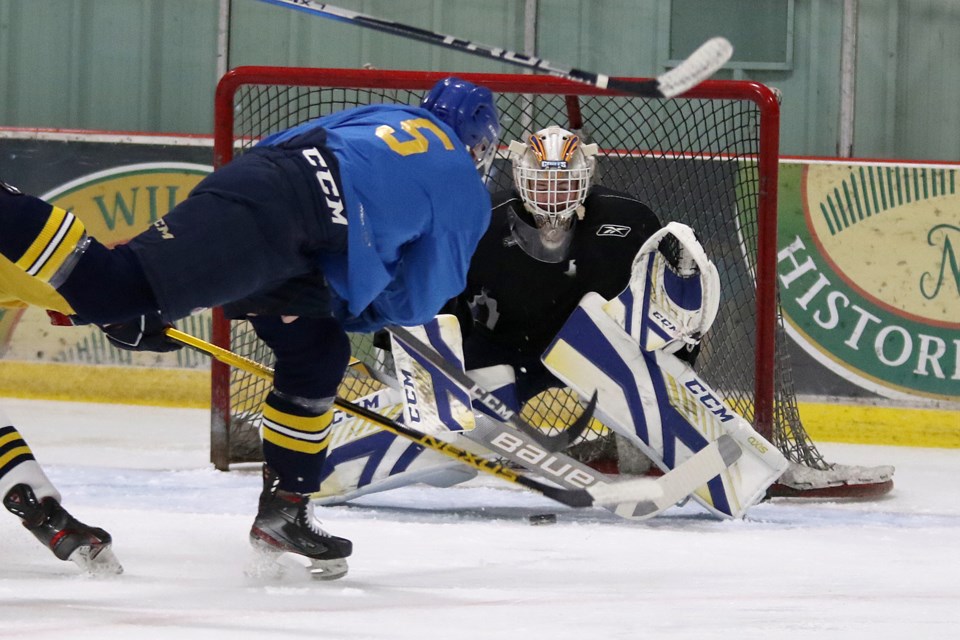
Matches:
[[255, 0, 733, 99], [167, 328, 738, 515]]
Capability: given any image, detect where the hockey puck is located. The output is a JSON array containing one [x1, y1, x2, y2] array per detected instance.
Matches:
[[528, 513, 558, 525]]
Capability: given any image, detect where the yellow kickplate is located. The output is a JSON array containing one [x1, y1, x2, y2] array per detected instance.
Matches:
[[799, 401, 960, 448], [0, 360, 209, 408]]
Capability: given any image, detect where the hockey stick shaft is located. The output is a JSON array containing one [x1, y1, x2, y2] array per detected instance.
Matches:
[[388, 325, 594, 451], [255, 0, 733, 99], [164, 327, 594, 507]]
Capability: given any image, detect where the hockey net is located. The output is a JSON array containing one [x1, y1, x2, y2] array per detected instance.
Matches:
[[210, 67, 893, 498]]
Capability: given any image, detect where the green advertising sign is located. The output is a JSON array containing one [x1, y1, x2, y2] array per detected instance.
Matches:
[[777, 161, 959, 401]]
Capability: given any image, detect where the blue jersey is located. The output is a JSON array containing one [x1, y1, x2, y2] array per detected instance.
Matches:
[[258, 105, 491, 332]]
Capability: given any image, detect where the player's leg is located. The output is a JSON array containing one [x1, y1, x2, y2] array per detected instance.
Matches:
[[0, 408, 121, 574], [0, 180, 87, 291], [247, 315, 353, 580], [0, 179, 155, 321]]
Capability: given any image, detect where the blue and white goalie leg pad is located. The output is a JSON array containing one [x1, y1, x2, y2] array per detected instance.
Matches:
[[390, 316, 477, 435], [542, 293, 788, 519], [311, 386, 478, 506], [313, 317, 486, 505]]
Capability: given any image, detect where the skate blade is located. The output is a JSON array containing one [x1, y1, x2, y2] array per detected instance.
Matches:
[[306, 557, 348, 581], [247, 543, 348, 582], [68, 544, 123, 576]]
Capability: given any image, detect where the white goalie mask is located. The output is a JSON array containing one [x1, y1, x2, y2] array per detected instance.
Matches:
[[508, 126, 598, 255]]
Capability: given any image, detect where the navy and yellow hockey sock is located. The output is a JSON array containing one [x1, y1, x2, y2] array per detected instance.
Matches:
[[260, 391, 335, 494], [0, 425, 60, 503], [0, 188, 88, 288], [0, 425, 36, 482]]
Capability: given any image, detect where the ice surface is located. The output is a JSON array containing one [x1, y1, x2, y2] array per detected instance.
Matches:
[[2, 398, 958, 640]]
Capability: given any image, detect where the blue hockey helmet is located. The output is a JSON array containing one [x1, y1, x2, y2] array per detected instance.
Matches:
[[421, 77, 500, 174]]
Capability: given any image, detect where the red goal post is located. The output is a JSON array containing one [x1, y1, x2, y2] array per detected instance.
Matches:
[[209, 66, 892, 499]]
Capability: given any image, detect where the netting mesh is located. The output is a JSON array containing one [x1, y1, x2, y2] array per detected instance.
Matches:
[[212, 70, 827, 475]]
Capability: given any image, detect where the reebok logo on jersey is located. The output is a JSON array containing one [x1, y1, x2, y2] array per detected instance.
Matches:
[[596, 224, 631, 237]]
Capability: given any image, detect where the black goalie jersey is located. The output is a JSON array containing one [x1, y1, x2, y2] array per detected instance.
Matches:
[[459, 185, 661, 371]]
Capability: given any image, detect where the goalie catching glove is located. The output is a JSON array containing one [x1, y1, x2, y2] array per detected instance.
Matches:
[[604, 221, 720, 353]]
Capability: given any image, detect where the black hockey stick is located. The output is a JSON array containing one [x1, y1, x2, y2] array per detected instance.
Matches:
[[388, 325, 595, 452], [255, 0, 733, 99]]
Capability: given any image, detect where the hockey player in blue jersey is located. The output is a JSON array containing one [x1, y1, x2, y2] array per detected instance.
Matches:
[[0, 76, 500, 579]]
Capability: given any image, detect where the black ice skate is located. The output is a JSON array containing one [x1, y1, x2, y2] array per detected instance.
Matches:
[[3, 484, 123, 575], [249, 465, 352, 581]]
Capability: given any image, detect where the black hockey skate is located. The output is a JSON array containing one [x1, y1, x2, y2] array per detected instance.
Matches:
[[249, 465, 352, 581], [3, 484, 123, 575]]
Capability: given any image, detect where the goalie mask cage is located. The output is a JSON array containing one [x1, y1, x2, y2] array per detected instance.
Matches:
[[210, 66, 892, 499]]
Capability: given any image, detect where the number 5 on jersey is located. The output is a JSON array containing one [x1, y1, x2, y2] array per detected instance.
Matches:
[[376, 118, 454, 156]]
